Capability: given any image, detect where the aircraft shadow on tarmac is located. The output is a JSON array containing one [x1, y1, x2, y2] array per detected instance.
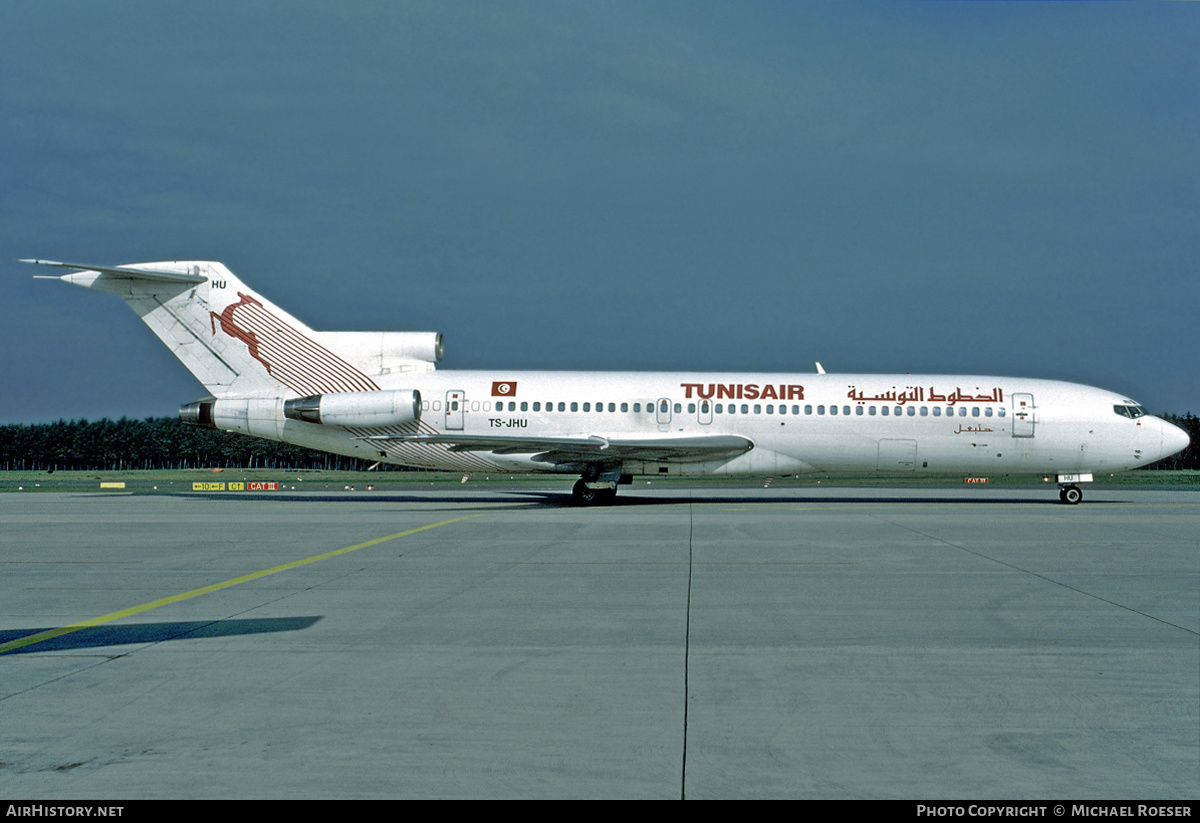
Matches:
[[169, 489, 1105, 507], [509, 491, 1118, 506], [0, 616, 322, 655]]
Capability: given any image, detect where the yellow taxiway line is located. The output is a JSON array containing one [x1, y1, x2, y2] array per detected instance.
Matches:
[[0, 515, 480, 655]]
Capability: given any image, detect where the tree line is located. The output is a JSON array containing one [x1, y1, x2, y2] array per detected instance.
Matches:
[[0, 413, 1196, 473], [0, 417, 395, 472]]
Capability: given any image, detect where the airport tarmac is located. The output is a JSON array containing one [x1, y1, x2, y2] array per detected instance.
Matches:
[[0, 485, 1196, 799]]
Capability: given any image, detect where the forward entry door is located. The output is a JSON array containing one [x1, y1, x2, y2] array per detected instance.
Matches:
[[1011, 393, 1035, 437]]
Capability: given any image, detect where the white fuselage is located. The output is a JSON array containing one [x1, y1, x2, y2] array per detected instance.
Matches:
[[256, 370, 1183, 478]]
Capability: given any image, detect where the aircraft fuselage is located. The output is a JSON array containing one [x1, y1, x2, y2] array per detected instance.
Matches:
[[209, 368, 1185, 480]]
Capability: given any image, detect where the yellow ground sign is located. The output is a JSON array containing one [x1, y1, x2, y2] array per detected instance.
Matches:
[[191, 481, 280, 492]]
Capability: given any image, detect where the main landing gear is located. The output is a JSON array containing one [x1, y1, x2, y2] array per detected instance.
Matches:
[[571, 468, 627, 506], [572, 478, 617, 506]]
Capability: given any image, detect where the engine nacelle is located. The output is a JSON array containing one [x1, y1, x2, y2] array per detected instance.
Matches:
[[180, 395, 282, 439], [180, 397, 216, 429], [379, 332, 443, 366], [283, 389, 422, 427], [312, 331, 443, 373]]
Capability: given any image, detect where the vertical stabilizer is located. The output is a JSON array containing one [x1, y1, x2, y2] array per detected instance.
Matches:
[[27, 259, 384, 397]]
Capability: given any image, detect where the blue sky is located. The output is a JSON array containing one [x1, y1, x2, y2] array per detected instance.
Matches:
[[2, 2, 1196, 423]]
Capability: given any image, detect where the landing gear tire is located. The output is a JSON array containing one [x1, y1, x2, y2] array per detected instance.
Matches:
[[1059, 485, 1083, 505], [572, 479, 616, 506], [573, 479, 598, 506]]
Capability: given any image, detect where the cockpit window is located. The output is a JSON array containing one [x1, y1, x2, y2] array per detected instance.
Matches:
[[1113, 404, 1148, 419]]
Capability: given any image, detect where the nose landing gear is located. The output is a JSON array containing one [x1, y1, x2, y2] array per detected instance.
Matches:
[[1058, 484, 1083, 505], [1055, 473, 1091, 505]]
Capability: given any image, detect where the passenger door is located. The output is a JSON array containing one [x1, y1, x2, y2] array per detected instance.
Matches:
[[1011, 393, 1035, 437], [445, 390, 465, 431]]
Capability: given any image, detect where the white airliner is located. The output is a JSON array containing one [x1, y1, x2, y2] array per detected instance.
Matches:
[[28, 259, 1189, 505]]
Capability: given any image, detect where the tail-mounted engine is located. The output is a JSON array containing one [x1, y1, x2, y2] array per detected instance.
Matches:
[[181, 389, 421, 435], [180, 397, 217, 429], [282, 389, 422, 427]]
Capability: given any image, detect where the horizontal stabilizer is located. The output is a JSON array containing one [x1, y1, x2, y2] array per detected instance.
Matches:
[[22, 259, 207, 284]]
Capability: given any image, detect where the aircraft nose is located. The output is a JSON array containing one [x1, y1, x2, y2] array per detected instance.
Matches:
[[1160, 418, 1190, 460]]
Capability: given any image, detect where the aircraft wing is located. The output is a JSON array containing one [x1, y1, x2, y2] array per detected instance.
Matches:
[[365, 432, 754, 465]]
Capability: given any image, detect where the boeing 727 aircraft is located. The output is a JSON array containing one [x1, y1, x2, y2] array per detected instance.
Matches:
[[28, 259, 1189, 505]]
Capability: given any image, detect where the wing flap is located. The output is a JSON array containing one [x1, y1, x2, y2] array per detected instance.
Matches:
[[365, 432, 754, 465]]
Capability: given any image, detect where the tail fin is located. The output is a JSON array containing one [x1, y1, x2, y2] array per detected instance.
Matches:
[[27, 259, 441, 398]]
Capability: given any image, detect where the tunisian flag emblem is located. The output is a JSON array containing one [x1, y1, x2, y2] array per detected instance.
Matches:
[[491, 381, 517, 397]]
